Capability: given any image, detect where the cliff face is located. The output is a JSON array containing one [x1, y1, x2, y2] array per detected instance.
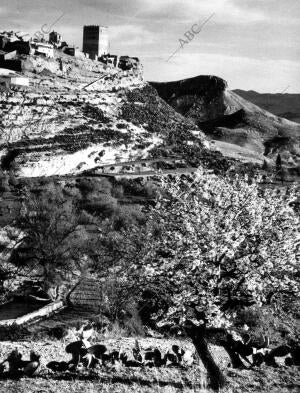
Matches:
[[151, 75, 227, 122], [151, 76, 300, 168]]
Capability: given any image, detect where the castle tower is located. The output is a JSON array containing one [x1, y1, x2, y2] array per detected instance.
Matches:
[[82, 25, 109, 59]]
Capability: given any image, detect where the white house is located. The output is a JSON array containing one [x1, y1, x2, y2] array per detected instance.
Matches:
[[32, 42, 54, 58], [0, 68, 29, 88]]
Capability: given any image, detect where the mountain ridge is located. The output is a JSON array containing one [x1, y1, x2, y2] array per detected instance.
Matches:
[[151, 76, 300, 170], [233, 89, 300, 124]]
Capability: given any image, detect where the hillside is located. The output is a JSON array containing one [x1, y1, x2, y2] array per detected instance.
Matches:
[[0, 53, 214, 178], [151, 76, 300, 169], [234, 90, 300, 124], [3, 56, 297, 179]]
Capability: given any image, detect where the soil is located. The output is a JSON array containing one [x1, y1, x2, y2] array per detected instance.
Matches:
[[0, 338, 298, 393]]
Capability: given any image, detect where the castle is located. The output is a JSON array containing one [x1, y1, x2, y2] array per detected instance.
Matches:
[[82, 25, 109, 60]]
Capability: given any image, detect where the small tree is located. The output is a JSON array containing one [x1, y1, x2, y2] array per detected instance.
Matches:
[[262, 159, 269, 171], [275, 153, 285, 183], [112, 170, 299, 389], [276, 154, 282, 170], [12, 184, 88, 298]]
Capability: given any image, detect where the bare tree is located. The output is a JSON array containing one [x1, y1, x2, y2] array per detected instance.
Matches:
[[10, 184, 89, 299]]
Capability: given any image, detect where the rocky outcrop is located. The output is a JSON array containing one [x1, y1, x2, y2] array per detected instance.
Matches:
[[151, 75, 227, 122], [151, 76, 300, 168]]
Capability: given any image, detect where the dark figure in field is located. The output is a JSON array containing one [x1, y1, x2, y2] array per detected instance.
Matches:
[[155, 348, 165, 367], [1, 349, 23, 377], [47, 361, 70, 372], [100, 351, 121, 366], [226, 334, 253, 366], [84, 344, 107, 368], [65, 340, 88, 370], [224, 334, 270, 368], [20, 351, 40, 376], [64, 322, 96, 369], [1, 349, 40, 377], [246, 335, 270, 367], [264, 345, 292, 367], [149, 348, 165, 367], [164, 348, 180, 366], [110, 350, 121, 364], [252, 352, 265, 367], [119, 351, 143, 367], [133, 340, 143, 363], [285, 357, 294, 366], [172, 345, 185, 363], [143, 347, 166, 367]]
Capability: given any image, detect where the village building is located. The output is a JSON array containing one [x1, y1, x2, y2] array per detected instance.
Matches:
[[49, 31, 62, 47], [31, 42, 54, 58], [0, 68, 29, 89], [82, 25, 109, 60]]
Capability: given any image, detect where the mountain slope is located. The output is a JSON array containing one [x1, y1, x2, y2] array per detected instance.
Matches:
[[234, 89, 300, 123], [151, 76, 300, 168]]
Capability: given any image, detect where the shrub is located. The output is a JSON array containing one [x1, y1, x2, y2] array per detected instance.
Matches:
[[78, 210, 97, 225], [84, 194, 118, 216], [235, 303, 299, 345], [1, 149, 20, 171], [0, 324, 30, 341], [111, 184, 124, 198], [112, 204, 145, 230], [77, 178, 112, 196]]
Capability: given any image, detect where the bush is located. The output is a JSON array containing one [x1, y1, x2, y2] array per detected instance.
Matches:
[[97, 304, 145, 338], [235, 305, 299, 346], [78, 210, 97, 225], [77, 178, 112, 196], [84, 194, 118, 216], [122, 302, 145, 337], [112, 204, 145, 230], [111, 184, 124, 198], [1, 149, 20, 171], [0, 324, 30, 341], [47, 325, 69, 339]]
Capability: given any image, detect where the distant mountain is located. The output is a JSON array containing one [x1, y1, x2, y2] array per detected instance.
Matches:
[[233, 90, 300, 124], [151, 76, 300, 170]]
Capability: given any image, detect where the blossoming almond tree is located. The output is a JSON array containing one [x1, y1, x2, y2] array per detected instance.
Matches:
[[116, 170, 299, 390]]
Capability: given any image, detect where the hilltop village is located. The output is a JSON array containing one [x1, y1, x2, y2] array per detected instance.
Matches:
[[0, 26, 142, 90]]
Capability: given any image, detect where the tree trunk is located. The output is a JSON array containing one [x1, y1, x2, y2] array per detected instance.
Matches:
[[186, 325, 226, 391], [222, 342, 245, 368]]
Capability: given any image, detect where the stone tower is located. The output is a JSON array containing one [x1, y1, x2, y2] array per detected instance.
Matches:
[[82, 25, 109, 59]]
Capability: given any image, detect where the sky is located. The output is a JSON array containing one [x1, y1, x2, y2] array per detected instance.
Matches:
[[0, 0, 299, 92]]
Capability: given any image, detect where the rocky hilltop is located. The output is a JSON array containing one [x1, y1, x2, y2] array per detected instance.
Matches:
[[151, 76, 300, 170], [0, 51, 213, 178]]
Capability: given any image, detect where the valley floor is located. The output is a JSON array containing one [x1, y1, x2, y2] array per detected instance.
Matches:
[[0, 339, 299, 393]]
